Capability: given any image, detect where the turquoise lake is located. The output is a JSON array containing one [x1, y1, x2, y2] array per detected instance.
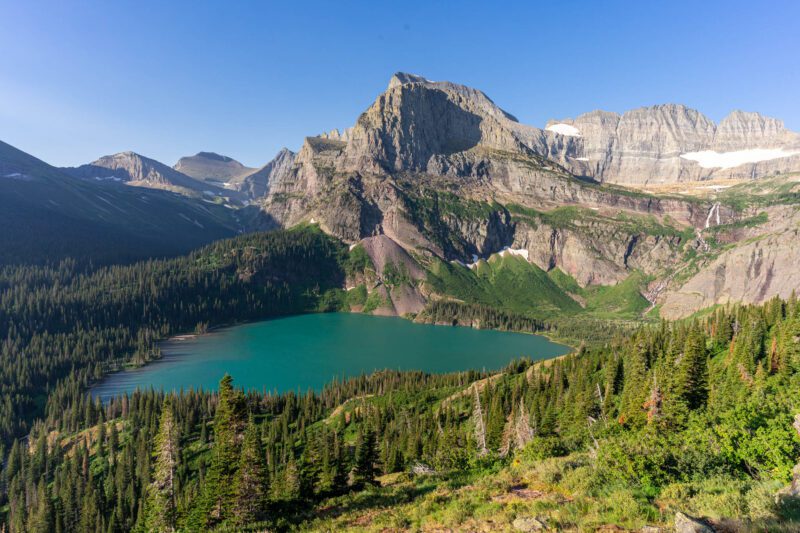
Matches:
[[91, 313, 569, 399]]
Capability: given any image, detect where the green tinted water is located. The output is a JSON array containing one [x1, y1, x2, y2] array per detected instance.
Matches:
[[92, 313, 569, 399]]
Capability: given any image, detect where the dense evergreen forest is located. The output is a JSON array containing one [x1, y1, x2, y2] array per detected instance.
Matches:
[[2, 297, 800, 530], [1, 226, 799, 530], [0, 227, 350, 444]]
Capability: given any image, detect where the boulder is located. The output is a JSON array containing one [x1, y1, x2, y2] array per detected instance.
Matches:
[[512, 516, 547, 531], [674, 512, 714, 533]]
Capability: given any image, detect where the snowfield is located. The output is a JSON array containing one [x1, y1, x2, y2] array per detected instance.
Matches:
[[546, 123, 582, 137], [680, 148, 800, 169]]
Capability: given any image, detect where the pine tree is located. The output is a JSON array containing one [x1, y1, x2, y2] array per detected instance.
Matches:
[[675, 326, 709, 410], [232, 416, 269, 525], [351, 428, 380, 489], [28, 480, 54, 533], [778, 316, 800, 375], [194, 374, 246, 526], [618, 338, 649, 426], [281, 457, 302, 501], [145, 398, 179, 533]]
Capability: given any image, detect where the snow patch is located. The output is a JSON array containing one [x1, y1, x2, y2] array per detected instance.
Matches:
[[497, 247, 529, 261], [680, 148, 800, 169], [546, 123, 581, 137], [573, 157, 589, 161], [697, 185, 732, 190], [452, 249, 529, 269], [451, 253, 482, 269], [3, 172, 33, 181], [348, 243, 358, 251]]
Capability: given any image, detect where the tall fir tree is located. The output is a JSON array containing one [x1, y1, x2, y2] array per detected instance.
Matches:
[[352, 428, 380, 489], [194, 375, 246, 527], [232, 416, 269, 525], [144, 397, 180, 533], [675, 326, 709, 411]]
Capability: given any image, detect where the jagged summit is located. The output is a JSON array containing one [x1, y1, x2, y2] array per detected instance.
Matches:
[[230, 147, 295, 199]]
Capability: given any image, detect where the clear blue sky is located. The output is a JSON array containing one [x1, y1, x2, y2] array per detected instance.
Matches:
[[2, 0, 798, 168]]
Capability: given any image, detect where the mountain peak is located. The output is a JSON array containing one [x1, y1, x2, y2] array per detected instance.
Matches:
[[174, 152, 253, 184], [194, 151, 234, 163], [388, 72, 431, 89]]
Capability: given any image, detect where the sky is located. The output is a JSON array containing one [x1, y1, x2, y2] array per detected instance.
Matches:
[[1, 0, 799, 168]]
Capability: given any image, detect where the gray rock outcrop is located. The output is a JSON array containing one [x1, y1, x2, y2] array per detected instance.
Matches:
[[233, 148, 295, 200], [673, 512, 715, 533]]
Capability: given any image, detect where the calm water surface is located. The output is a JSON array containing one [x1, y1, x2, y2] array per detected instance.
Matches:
[[91, 313, 569, 399]]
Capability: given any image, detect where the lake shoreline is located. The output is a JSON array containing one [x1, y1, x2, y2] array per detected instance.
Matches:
[[91, 312, 570, 400], [162, 310, 576, 351]]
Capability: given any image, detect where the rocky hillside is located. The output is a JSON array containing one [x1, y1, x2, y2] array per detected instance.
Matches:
[[545, 105, 800, 185]]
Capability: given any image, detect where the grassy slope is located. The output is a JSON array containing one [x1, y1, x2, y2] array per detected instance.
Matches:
[[426, 255, 650, 322]]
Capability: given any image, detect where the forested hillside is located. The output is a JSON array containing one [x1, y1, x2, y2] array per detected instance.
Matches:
[[2, 298, 800, 531], [0, 227, 348, 443]]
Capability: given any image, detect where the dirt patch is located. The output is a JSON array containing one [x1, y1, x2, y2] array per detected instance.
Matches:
[[325, 394, 375, 424], [491, 484, 546, 503]]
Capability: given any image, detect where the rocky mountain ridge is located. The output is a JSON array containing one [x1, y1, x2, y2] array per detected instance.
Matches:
[[0, 140, 244, 265], [65, 151, 232, 198], [545, 104, 800, 185], [251, 73, 800, 319]]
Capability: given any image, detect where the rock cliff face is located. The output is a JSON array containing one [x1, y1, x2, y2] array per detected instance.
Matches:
[[661, 204, 800, 319], [512, 217, 683, 287], [335, 73, 551, 175], [232, 148, 295, 200], [545, 105, 800, 185]]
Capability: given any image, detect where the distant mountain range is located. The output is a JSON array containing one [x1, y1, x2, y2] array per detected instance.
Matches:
[[0, 141, 254, 265], [3, 72, 799, 317]]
